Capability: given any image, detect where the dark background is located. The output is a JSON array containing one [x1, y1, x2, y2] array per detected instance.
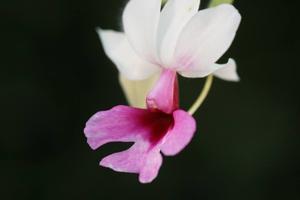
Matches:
[[1, 0, 299, 199]]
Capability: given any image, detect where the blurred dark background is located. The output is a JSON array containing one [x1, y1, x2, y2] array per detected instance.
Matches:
[[1, 0, 299, 199]]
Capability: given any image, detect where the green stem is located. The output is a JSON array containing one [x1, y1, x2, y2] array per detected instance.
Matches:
[[188, 75, 214, 115]]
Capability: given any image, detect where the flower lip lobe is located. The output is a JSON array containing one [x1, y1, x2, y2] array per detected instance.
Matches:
[[84, 67, 196, 183], [84, 104, 195, 183]]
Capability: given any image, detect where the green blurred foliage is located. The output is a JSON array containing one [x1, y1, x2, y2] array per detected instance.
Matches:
[[209, 0, 234, 7]]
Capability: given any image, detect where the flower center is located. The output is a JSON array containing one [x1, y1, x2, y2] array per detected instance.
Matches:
[[139, 111, 174, 146]]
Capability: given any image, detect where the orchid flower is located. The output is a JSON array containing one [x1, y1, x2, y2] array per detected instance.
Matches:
[[99, 0, 241, 83], [84, 0, 242, 184], [84, 70, 195, 183]]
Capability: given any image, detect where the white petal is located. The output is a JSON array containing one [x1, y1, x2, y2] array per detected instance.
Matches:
[[122, 0, 161, 64], [213, 58, 240, 81], [157, 0, 201, 66], [173, 4, 241, 77], [178, 60, 222, 78], [98, 29, 160, 80]]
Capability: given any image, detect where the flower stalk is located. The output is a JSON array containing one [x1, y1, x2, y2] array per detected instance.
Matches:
[[187, 0, 236, 115], [188, 75, 214, 115]]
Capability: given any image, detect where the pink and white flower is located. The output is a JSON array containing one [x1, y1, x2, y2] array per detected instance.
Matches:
[[99, 0, 241, 82], [84, 0, 242, 184], [84, 70, 195, 183]]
